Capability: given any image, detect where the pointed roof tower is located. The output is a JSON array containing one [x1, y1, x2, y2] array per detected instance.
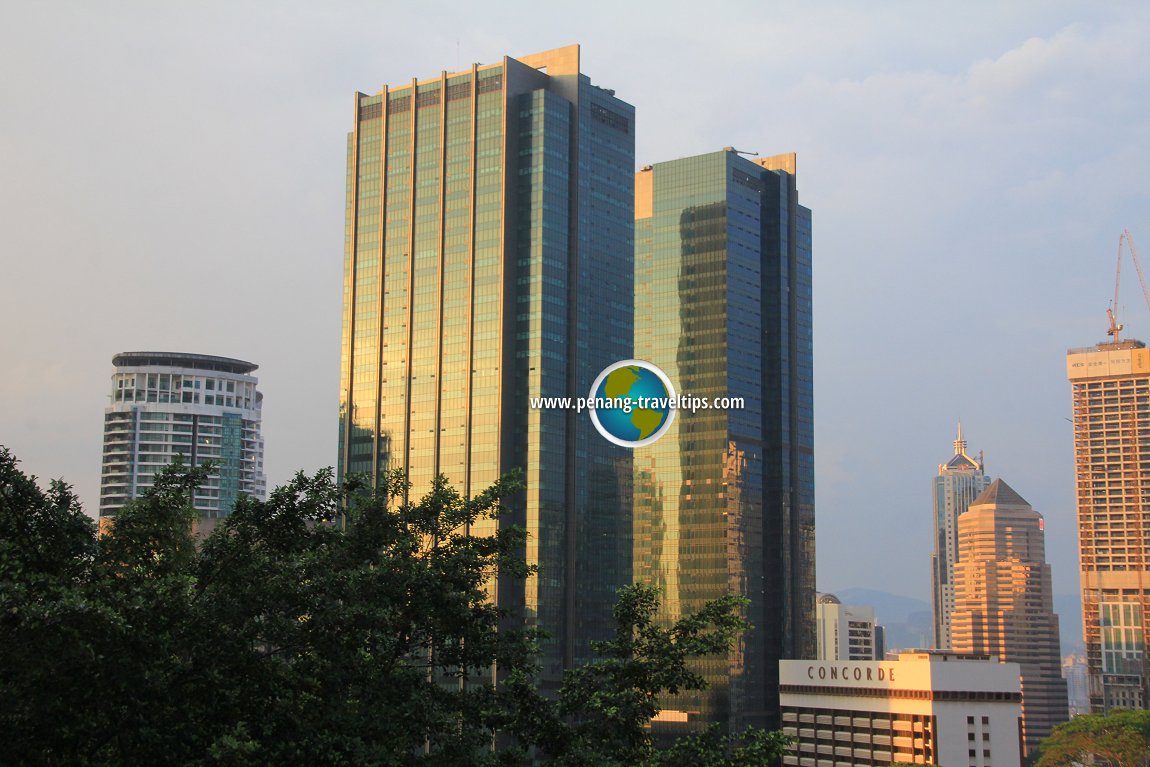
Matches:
[[971, 478, 1031, 508], [941, 421, 981, 472]]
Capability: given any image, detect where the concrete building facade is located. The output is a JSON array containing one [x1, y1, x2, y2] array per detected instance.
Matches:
[[780, 652, 1022, 767], [1067, 339, 1150, 712], [950, 479, 1068, 758], [817, 594, 881, 662], [99, 351, 266, 532]]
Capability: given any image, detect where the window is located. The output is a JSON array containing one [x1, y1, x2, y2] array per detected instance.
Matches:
[[589, 102, 629, 133], [477, 74, 502, 94]]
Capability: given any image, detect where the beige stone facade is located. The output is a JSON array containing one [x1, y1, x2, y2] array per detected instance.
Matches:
[[951, 480, 1068, 759]]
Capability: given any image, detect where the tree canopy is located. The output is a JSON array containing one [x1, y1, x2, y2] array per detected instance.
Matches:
[[0, 447, 789, 766], [1036, 709, 1150, 767]]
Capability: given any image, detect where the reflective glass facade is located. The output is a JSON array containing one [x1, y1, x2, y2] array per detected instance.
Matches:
[[634, 150, 814, 732], [339, 46, 634, 688]]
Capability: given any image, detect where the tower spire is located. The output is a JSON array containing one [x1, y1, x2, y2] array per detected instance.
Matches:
[[954, 420, 966, 456]]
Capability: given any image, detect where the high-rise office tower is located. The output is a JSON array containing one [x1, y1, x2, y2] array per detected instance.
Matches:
[[1067, 339, 1150, 711], [338, 45, 635, 688], [633, 149, 814, 731], [950, 479, 1068, 758], [931, 424, 991, 650], [99, 352, 266, 534], [816, 594, 881, 661]]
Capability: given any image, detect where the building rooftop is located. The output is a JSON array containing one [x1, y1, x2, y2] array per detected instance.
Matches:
[[971, 478, 1029, 508], [1068, 339, 1146, 355], [943, 452, 979, 470], [112, 352, 258, 376]]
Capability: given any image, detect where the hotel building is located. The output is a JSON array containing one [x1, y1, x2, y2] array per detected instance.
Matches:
[[338, 45, 635, 688], [99, 351, 266, 532], [633, 149, 814, 731], [1067, 339, 1150, 711], [780, 652, 1022, 767], [932, 425, 991, 650], [950, 479, 1068, 758]]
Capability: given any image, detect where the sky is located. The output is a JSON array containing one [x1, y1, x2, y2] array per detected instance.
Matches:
[[2, 1, 1148, 616]]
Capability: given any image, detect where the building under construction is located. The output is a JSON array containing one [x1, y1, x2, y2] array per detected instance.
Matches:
[[1065, 229, 1150, 712]]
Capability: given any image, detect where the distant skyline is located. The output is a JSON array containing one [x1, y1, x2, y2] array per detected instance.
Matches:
[[2, 2, 1148, 609]]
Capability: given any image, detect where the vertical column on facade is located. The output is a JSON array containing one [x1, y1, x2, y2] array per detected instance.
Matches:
[[493, 63, 508, 490], [402, 77, 418, 492], [371, 87, 389, 486], [463, 64, 478, 502], [432, 71, 448, 480], [562, 84, 580, 673], [341, 95, 361, 475]]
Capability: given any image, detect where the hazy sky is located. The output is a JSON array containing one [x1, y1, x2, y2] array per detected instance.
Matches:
[[2, 1, 1148, 611]]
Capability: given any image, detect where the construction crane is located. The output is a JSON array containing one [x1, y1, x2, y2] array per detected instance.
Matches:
[[1107, 229, 1149, 343]]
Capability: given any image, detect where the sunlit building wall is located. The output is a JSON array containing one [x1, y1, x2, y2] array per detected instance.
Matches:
[[780, 652, 1022, 767], [1067, 339, 1150, 712], [337, 45, 635, 689], [633, 149, 814, 732], [950, 479, 1068, 759]]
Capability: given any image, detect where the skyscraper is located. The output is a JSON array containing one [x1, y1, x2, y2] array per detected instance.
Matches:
[[950, 479, 1068, 758], [816, 593, 881, 661], [99, 352, 266, 534], [1067, 339, 1150, 711], [633, 148, 814, 731], [338, 45, 635, 688], [931, 425, 991, 650]]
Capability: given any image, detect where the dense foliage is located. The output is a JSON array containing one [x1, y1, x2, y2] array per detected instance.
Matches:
[[1036, 709, 1150, 767], [0, 447, 789, 766]]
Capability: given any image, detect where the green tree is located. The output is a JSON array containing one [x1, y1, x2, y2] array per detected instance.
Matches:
[[1036, 710, 1150, 767], [0, 446, 790, 766], [541, 583, 790, 767]]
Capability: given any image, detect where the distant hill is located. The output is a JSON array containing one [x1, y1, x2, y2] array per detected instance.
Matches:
[[830, 588, 1085, 656]]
